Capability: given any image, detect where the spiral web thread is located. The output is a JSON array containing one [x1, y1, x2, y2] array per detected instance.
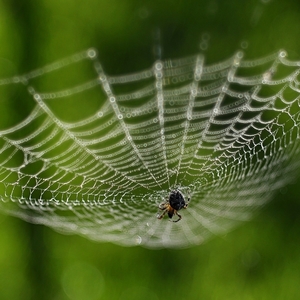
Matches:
[[0, 48, 300, 248]]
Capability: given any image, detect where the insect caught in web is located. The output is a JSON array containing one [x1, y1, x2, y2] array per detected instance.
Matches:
[[157, 190, 190, 222]]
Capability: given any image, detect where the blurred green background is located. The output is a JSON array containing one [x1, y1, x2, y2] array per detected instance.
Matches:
[[1, 0, 300, 299]]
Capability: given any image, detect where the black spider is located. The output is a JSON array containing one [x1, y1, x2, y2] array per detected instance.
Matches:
[[157, 190, 190, 222]]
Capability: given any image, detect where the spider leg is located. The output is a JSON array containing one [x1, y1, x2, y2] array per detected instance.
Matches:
[[172, 212, 182, 222], [157, 209, 167, 220], [184, 197, 190, 208], [159, 202, 167, 210]]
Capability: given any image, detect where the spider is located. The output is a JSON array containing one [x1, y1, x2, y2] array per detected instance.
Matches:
[[157, 190, 190, 222]]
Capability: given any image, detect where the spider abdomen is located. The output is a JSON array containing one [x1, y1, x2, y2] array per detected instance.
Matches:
[[169, 191, 186, 211]]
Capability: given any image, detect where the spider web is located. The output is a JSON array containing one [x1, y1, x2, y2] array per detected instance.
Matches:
[[0, 48, 300, 248]]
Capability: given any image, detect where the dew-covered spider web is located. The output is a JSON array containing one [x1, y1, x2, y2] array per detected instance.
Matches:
[[1, 48, 300, 248]]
